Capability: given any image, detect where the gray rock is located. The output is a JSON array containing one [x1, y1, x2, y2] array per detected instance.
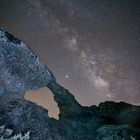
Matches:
[[96, 125, 140, 140], [0, 28, 55, 96], [0, 28, 140, 140]]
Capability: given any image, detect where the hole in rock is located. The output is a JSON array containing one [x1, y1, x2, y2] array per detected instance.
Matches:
[[25, 87, 60, 119]]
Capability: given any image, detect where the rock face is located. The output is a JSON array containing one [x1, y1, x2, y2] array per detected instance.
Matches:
[[0, 28, 140, 140], [0, 28, 55, 96]]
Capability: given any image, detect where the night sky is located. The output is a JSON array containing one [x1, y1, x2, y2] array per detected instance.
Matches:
[[0, 0, 140, 117]]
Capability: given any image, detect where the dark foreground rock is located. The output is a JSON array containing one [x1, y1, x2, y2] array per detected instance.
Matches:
[[0, 28, 140, 140]]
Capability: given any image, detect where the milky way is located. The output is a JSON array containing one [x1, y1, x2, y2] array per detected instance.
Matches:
[[0, 0, 140, 106]]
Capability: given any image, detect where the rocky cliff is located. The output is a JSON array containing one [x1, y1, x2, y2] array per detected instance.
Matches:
[[0, 28, 140, 140]]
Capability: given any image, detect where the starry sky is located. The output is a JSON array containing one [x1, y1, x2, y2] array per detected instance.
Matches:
[[0, 0, 140, 117]]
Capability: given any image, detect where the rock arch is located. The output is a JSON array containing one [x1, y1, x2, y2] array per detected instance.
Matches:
[[25, 87, 60, 119]]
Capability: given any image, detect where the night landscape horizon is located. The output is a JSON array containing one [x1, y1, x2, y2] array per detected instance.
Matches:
[[0, 0, 140, 140]]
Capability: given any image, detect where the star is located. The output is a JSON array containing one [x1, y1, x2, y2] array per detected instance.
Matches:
[[65, 75, 69, 79], [89, 60, 96, 65], [106, 94, 111, 98]]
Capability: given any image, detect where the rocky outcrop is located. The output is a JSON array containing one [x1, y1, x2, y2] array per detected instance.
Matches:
[[0, 28, 55, 96], [0, 28, 140, 140]]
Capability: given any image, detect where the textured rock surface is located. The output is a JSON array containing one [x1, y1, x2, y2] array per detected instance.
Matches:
[[0, 28, 55, 96], [0, 28, 140, 140]]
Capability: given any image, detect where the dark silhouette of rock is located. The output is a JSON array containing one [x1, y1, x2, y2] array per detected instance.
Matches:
[[0, 28, 140, 140]]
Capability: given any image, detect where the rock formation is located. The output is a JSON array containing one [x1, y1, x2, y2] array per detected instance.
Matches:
[[0, 28, 140, 140]]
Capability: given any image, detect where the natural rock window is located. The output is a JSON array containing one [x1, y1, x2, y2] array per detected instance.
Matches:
[[25, 87, 60, 119]]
